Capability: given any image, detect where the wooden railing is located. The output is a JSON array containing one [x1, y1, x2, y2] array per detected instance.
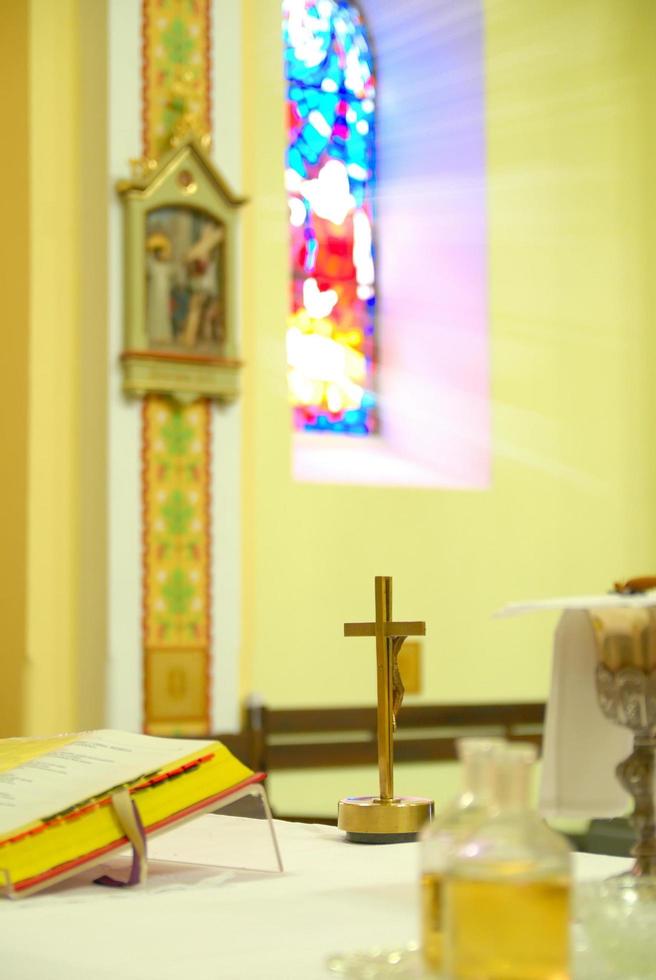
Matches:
[[211, 700, 545, 775], [249, 702, 544, 773], [198, 705, 626, 847]]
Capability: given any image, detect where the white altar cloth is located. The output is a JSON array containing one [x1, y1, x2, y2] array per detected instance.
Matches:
[[0, 815, 629, 980]]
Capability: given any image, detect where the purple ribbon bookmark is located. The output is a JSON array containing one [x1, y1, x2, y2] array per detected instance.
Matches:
[[94, 789, 148, 888]]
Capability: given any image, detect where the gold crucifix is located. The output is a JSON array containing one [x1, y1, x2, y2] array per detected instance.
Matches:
[[338, 576, 433, 842], [345, 576, 425, 799]]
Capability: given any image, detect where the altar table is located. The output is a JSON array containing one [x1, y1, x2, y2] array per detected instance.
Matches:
[[0, 815, 629, 980]]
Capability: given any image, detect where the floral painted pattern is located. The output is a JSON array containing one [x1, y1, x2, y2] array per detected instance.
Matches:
[[141, 0, 213, 735], [142, 397, 212, 734], [143, 0, 211, 159]]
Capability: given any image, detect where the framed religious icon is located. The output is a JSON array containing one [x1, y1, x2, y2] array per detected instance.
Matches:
[[117, 137, 246, 401]]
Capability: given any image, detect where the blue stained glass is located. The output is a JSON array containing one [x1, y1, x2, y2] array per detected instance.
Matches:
[[304, 236, 318, 273], [284, 0, 378, 436]]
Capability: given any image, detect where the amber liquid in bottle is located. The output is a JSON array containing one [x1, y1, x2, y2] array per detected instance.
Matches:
[[442, 744, 572, 980], [421, 871, 444, 971], [420, 739, 502, 975], [444, 871, 570, 980]]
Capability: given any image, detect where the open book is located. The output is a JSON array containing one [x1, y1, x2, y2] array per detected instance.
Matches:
[[0, 730, 264, 898]]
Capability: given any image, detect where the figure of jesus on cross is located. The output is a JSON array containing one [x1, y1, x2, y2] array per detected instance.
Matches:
[[338, 576, 434, 843]]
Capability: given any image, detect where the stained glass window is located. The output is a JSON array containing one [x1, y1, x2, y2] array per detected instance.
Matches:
[[283, 0, 377, 435]]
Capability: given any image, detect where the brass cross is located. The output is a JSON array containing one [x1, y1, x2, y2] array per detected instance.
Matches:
[[345, 576, 425, 801]]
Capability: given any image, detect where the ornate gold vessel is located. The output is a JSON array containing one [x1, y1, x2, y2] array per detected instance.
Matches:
[[591, 588, 656, 876]]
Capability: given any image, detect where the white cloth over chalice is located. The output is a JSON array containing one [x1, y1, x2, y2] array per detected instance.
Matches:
[[498, 594, 656, 819]]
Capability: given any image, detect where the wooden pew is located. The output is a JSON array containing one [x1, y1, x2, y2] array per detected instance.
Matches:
[[234, 701, 546, 823]]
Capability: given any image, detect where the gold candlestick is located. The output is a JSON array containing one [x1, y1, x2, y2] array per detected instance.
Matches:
[[338, 576, 434, 843]]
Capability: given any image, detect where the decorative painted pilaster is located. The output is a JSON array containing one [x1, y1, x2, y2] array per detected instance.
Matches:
[[141, 0, 213, 734]]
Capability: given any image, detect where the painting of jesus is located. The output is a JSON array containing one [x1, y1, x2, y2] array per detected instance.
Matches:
[[145, 207, 225, 357]]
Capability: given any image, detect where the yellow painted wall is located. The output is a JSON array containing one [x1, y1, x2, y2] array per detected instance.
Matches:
[[244, 0, 656, 814], [2, 0, 654, 781], [0, 2, 30, 736], [76, 0, 108, 731], [0, 0, 107, 737], [24, 0, 82, 735]]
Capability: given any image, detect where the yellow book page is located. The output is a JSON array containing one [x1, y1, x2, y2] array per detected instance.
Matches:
[[0, 743, 253, 889], [0, 730, 216, 839], [0, 734, 80, 774]]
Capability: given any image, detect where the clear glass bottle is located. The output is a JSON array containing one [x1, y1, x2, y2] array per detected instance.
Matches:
[[442, 743, 571, 980], [420, 738, 503, 975]]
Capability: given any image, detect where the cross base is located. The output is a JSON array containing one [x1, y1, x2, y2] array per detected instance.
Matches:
[[337, 795, 433, 844], [344, 831, 419, 845]]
